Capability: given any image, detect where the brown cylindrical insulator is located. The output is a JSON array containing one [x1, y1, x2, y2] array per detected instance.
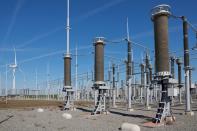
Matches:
[[152, 13, 170, 74], [94, 38, 105, 82], [64, 55, 72, 87], [182, 16, 190, 68]]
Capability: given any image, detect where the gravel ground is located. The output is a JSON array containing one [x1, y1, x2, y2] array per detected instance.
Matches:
[[0, 101, 196, 131]]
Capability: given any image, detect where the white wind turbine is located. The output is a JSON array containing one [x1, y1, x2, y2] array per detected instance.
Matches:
[[9, 48, 18, 94]]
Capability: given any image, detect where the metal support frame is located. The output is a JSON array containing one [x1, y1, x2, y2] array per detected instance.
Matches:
[[112, 63, 117, 108], [63, 88, 74, 110], [92, 84, 109, 115]]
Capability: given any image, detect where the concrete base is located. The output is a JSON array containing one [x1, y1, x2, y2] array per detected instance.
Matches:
[[185, 111, 195, 116], [101, 111, 110, 115], [165, 116, 176, 125], [143, 122, 164, 128], [127, 108, 134, 112], [72, 107, 76, 111]]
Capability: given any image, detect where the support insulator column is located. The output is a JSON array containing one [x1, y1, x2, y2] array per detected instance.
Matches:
[[140, 63, 145, 104], [176, 58, 183, 103]]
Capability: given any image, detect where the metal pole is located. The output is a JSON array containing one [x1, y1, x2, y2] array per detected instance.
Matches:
[[6, 65, 8, 104], [66, 0, 70, 54], [112, 63, 116, 107], [36, 69, 38, 100], [145, 53, 150, 109], [75, 46, 78, 100], [117, 64, 120, 98], [189, 69, 193, 103], [140, 63, 145, 104], [47, 63, 50, 100]]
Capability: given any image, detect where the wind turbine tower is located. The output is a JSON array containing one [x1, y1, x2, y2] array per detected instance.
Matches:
[[9, 48, 18, 95]]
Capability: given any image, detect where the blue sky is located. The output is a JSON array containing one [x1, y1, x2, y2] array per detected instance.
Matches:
[[0, 0, 197, 89]]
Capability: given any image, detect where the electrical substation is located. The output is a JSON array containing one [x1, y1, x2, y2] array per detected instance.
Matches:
[[0, 1, 197, 131]]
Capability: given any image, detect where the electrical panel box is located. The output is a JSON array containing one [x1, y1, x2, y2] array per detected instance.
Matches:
[[168, 88, 178, 96]]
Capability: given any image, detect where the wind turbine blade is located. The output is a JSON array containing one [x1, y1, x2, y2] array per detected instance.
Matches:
[[141, 52, 144, 63], [126, 17, 130, 41]]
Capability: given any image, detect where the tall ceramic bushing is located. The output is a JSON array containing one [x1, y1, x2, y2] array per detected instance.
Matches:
[[92, 37, 109, 115], [94, 37, 105, 84], [151, 4, 173, 123], [64, 54, 72, 88], [152, 4, 171, 76]]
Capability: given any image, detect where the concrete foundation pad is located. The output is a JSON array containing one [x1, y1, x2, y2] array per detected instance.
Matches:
[[143, 122, 164, 128], [185, 111, 195, 116]]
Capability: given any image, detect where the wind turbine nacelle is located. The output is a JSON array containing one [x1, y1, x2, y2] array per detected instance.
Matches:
[[9, 64, 17, 68]]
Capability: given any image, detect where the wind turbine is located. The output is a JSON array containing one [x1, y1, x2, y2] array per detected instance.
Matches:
[[9, 48, 18, 95]]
